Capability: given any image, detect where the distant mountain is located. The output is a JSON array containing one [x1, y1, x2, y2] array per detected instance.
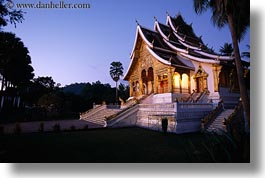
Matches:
[[63, 83, 87, 95]]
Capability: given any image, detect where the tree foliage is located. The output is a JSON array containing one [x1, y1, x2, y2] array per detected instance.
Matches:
[[219, 42, 233, 55], [110, 61, 124, 104], [82, 81, 116, 107], [0, 0, 24, 28], [0, 32, 34, 91], [193, 0, 249, 42], [118, 83, 130, 102], [110, 61, 123, 82]]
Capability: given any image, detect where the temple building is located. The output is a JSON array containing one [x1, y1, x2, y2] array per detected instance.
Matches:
[[124, 14, 249, 104], [81, 14, 249, 134]]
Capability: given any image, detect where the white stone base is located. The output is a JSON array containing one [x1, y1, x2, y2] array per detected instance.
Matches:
[[152, 93, 173, 104]]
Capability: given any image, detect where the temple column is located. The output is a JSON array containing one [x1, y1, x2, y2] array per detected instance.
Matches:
[[129, 80, 133, 97], [139, 79, 143, 96], [188, 75, 191, 94], [154, 75, 158, 94], [180, 74, 182, 93], [167, 68, 174, 93], [212, 65, 222, 92]]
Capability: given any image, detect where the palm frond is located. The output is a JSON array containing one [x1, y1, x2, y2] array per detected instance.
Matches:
[[193, 0, 209, 14]]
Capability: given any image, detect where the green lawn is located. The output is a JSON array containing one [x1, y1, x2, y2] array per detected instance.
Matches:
[[0, 127, 247, 163]]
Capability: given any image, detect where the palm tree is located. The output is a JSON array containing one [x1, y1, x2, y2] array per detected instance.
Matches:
[[219, 42, 233, 55], [109, 61, 123, 105], [193, 0, 250, 131]]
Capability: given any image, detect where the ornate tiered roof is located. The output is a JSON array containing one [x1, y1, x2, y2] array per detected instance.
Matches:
[[124, 14, 235, 80]]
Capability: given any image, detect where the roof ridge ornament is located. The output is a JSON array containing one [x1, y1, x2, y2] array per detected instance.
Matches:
[[199, 43, 203, 49], [135, 19, 140, 26], [169, 56, 172, 63], [154, 16, 158, 21]]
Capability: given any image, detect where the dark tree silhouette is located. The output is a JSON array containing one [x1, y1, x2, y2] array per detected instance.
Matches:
[[0, 32, 34, 91], [193, 0, 250, 132], [33, 76, 56, 91], [81, 81, 116, 108], [0, 0, 24, 28], [219, 42, 233, 56], [118, 83, 130, 102], [109, 61, 123, 105]]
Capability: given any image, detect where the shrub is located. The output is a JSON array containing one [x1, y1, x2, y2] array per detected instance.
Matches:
[[83, 125, 88, 130], [70, 125, 76, 131], [38, 123, 44, 133], [53, 123, 61, 132], [14, 123, 22, 134], [0, 125, 4, 134]]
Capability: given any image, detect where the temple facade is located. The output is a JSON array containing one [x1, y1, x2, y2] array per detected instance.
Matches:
[[124, 14, 249, 104], [81, 13, 249, 134]]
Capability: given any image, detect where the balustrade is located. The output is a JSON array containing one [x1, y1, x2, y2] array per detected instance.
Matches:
[[223, 101, 243, 132], [201, 101, 223, 131]]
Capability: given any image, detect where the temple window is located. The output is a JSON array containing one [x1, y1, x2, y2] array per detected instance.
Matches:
[[181, 73, 189, 93], [141, 70, 147, 83], [147, 67, 154, 82], [163, 74, 168, 80], [173, 72, 181, 93]]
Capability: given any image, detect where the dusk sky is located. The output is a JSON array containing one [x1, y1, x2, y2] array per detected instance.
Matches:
[[5, 0, 250, 87]]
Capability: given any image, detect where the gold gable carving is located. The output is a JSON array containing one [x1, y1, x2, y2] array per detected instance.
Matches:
[[139, 50, 153, 71], [194, 65, 208, 78]]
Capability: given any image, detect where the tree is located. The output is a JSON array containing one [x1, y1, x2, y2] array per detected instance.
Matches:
[[0, 32, 34, 91], [33, 76, 56, 91], [118, 83, 130, 102], [109, 61, 123, 105], [0, 0, 24, 29], [219, 42, 233, 55], [81, 81, 116, 108], [193, 0, 250, 132]]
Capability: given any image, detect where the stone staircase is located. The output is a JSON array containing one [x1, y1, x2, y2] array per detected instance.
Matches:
[[107, 104, 139, 128], [80, 105, 121, 127], [206, 109, 234, 134], [219, 87, 240, 109]]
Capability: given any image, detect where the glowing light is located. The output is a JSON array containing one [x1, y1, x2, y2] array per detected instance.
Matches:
[[182, 74, 189, 89], [173, 72, 180, 88]]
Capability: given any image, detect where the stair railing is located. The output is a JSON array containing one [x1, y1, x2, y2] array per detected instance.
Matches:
[[79, 105, 106, 120], [201, 100, 224, 131], [222, 101, 243, 133], [185, 89, 196, 103], [196, 89, 210, 103], [121, 97, 138, 109], [106, 104, 139, 127]]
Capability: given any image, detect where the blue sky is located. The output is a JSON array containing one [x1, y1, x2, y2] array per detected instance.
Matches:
[[4, 0, 250, 87]]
